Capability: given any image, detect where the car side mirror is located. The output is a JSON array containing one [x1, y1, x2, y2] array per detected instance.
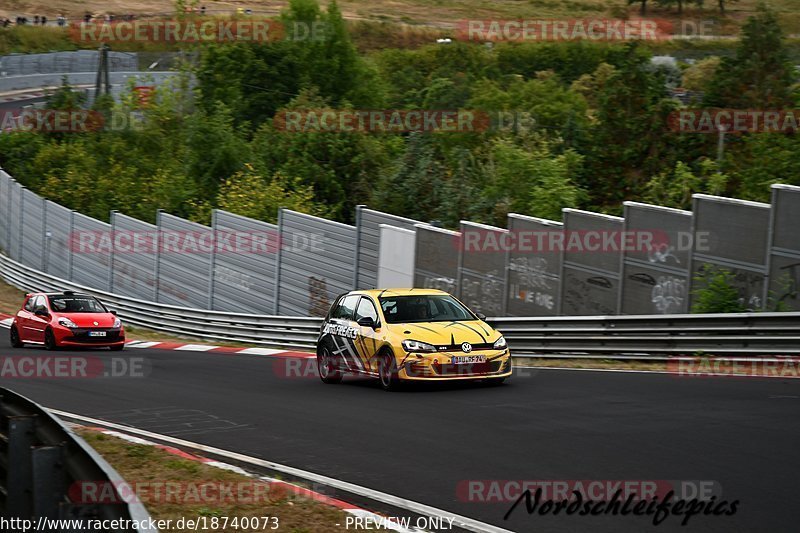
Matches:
[[111, 310, 118, 316], [476, 312, 487, 321], [357, 316, 377, 329], [35, 308, 49, 317]]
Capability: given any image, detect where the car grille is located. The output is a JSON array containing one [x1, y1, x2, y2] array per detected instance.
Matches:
[[432, 360, 504, 376], [434, 343, 495, 352], [65, 328, 122, 343]]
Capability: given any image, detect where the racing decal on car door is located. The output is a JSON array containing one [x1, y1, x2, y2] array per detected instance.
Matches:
[[326, 320, 367, 373]]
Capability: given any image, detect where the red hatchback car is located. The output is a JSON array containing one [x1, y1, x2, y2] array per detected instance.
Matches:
[[10, 291, 125, 350]]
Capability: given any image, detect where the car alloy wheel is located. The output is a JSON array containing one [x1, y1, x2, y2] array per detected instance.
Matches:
[[10, 326, 23, 348], [318, 346, 342, 384], [44, 328, 57, 351], [379, 351, 399, 391]]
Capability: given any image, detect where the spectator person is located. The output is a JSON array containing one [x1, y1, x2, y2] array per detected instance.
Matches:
[[41, 15, 47, 25], [34, 15, 39, 25], [200, 5, 207, 15], [57, 15, 66, 27]]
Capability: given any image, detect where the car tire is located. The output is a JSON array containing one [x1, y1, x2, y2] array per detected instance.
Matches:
[[44, 328, 58, 351], [378, 350, 401, 392], [10, 326, 23, 348], [109, 343, 124, 351], [317, 345, 343, 384]]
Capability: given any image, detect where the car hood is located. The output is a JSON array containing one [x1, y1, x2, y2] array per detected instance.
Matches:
[[389, 320, 498, 347], [55, 313, 116, 328]]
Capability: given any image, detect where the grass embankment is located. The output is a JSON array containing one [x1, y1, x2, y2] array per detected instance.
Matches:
[[77, 428, 370, 532]]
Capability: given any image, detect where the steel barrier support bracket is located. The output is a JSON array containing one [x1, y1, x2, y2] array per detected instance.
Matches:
[[6, 415, 36, 519], [32, 444, 66, 520]]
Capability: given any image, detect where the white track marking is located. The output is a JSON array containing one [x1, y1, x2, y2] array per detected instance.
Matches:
[[50, 409, 514, 533]]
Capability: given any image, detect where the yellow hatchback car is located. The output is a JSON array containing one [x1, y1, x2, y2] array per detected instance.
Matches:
[[315, 289, 512, 390]]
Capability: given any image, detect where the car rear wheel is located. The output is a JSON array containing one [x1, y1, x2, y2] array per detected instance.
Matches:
[[9, 326, 23, 348], [379, 350, 400, 392], [317, 346, 342, 384], [44, 328, 58, 351]]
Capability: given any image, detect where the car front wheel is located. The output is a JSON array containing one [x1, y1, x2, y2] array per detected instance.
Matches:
[[10, 326, 23, 348], [379, 350, 401, 391], [44, 328, 58, 351]]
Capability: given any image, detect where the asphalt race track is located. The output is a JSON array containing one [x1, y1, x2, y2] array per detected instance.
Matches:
[[1, 334, 798, 533]]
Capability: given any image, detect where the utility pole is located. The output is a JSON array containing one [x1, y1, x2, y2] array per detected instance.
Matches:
[[95, 44, 111, 102]]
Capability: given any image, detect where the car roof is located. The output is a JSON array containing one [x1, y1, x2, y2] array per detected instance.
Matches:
[[350, 288, 450, 298], [28, 292, 95, 298]]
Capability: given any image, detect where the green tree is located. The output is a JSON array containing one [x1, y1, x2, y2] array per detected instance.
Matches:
[[216, 165, 331, 223], [644, 160, 728, 209], [704, 4, 797, 108], [691, 266, 747, 313]]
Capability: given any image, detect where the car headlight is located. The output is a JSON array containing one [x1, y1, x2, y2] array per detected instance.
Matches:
[[493, 336, 507, 350], [113, 318, 122, 328], [402, 339, 437, 353], [58, 317, 78, 328]]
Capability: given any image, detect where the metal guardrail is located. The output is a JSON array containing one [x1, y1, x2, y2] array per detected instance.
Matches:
[[492, 314, 800, 356], [0, 253, 322, 350], [0, 387, 157, 532], [2, 252, 799, 356]]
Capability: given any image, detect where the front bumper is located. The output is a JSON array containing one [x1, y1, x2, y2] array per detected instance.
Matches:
[[53, 326, 126, 347], [398, 350, 512, 381]]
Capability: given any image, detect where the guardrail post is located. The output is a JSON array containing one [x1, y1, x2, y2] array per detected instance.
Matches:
[[32, 444, 66, 520], [6, 415, 36, 518]]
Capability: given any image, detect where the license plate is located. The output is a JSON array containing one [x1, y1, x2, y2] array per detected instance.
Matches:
[[88, 331, 107, 337], [452, 355, 486, 364]]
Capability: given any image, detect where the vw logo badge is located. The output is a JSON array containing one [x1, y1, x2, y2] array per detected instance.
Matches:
[[93, 321, 99, 326], [461, 342, 472, 353]]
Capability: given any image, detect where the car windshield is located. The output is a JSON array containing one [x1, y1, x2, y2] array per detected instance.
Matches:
[[379, 294, 475, 324], [48, 295, 107, 313]]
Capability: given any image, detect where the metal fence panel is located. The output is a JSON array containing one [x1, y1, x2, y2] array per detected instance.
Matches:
[[6, 180, 23, 261], [690, 195, 770, 311], [560, 209, 624, 315], [561, 265, 621, 316], [0, 170, 10, 253], [355, 206, 421, 290], [0, 51, 138, 75], [276, 210, 357, 317], [505, 214, 562, 317], [620, 202, 692, 314], [766, 185, 800, 311], [156, 212, 212, 308], [212, 210, 278, 314], [413, 225, 460, 295], [70, 212, 111, 291], [459, 221, 507, 316], [20, 189, 45, 270], [43, 201, 72, 280], [110, 211, 158, 301]]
